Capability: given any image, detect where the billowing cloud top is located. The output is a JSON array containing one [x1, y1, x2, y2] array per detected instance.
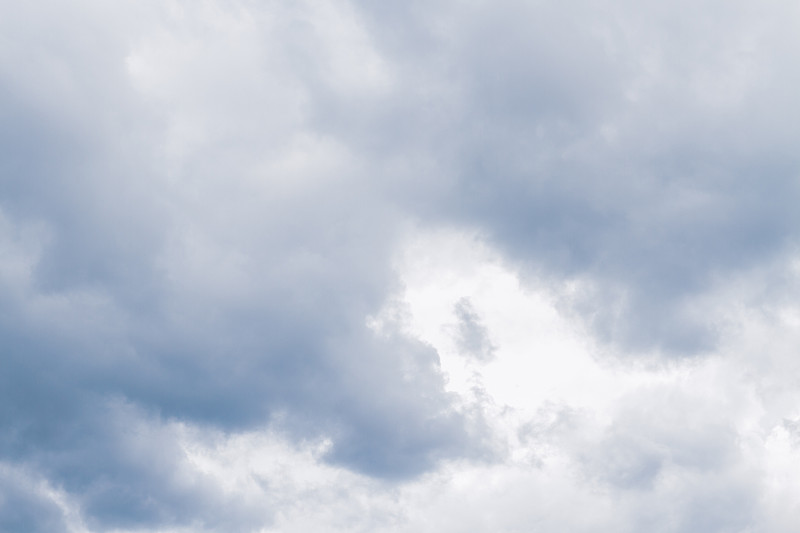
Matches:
[[2, 1, 800, 531]]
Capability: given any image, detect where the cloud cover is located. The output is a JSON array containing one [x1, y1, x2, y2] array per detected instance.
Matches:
[[2, 0, 800, 531]]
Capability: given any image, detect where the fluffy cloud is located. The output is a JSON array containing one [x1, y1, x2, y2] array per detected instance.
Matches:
[[2, 0, 800, 531]]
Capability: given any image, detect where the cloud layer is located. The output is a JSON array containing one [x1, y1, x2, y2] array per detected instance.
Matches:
[[2, 0, 800, 531]]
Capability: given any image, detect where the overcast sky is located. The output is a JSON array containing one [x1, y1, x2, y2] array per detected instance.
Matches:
[[3, 1, 800, 531]]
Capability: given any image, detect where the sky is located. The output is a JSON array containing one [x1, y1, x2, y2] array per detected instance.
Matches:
[[2, 0, 800, 531]]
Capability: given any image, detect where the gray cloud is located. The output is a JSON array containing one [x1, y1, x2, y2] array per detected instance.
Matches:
[[0, 2, 480, 528], [452, 297, 496, 362], [2, 0, 800, 530], [350, 0, 800, 354], [0, 468, 70, 533]]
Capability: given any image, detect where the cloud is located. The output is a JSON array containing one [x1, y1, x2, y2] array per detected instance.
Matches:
[[348, 0, 800, 354], [451, 297, 496, 362], [382, 227, 800, 533], [3, 0, 800, 531], [0, 1, 479, 528], [0, 466, 72, 533]]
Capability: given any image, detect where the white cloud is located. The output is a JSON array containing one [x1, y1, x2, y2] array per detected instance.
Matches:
[[4, 0, 800, 530]]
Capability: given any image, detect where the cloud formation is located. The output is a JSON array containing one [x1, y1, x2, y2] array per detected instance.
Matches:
[[2, 0, 800, 531]]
